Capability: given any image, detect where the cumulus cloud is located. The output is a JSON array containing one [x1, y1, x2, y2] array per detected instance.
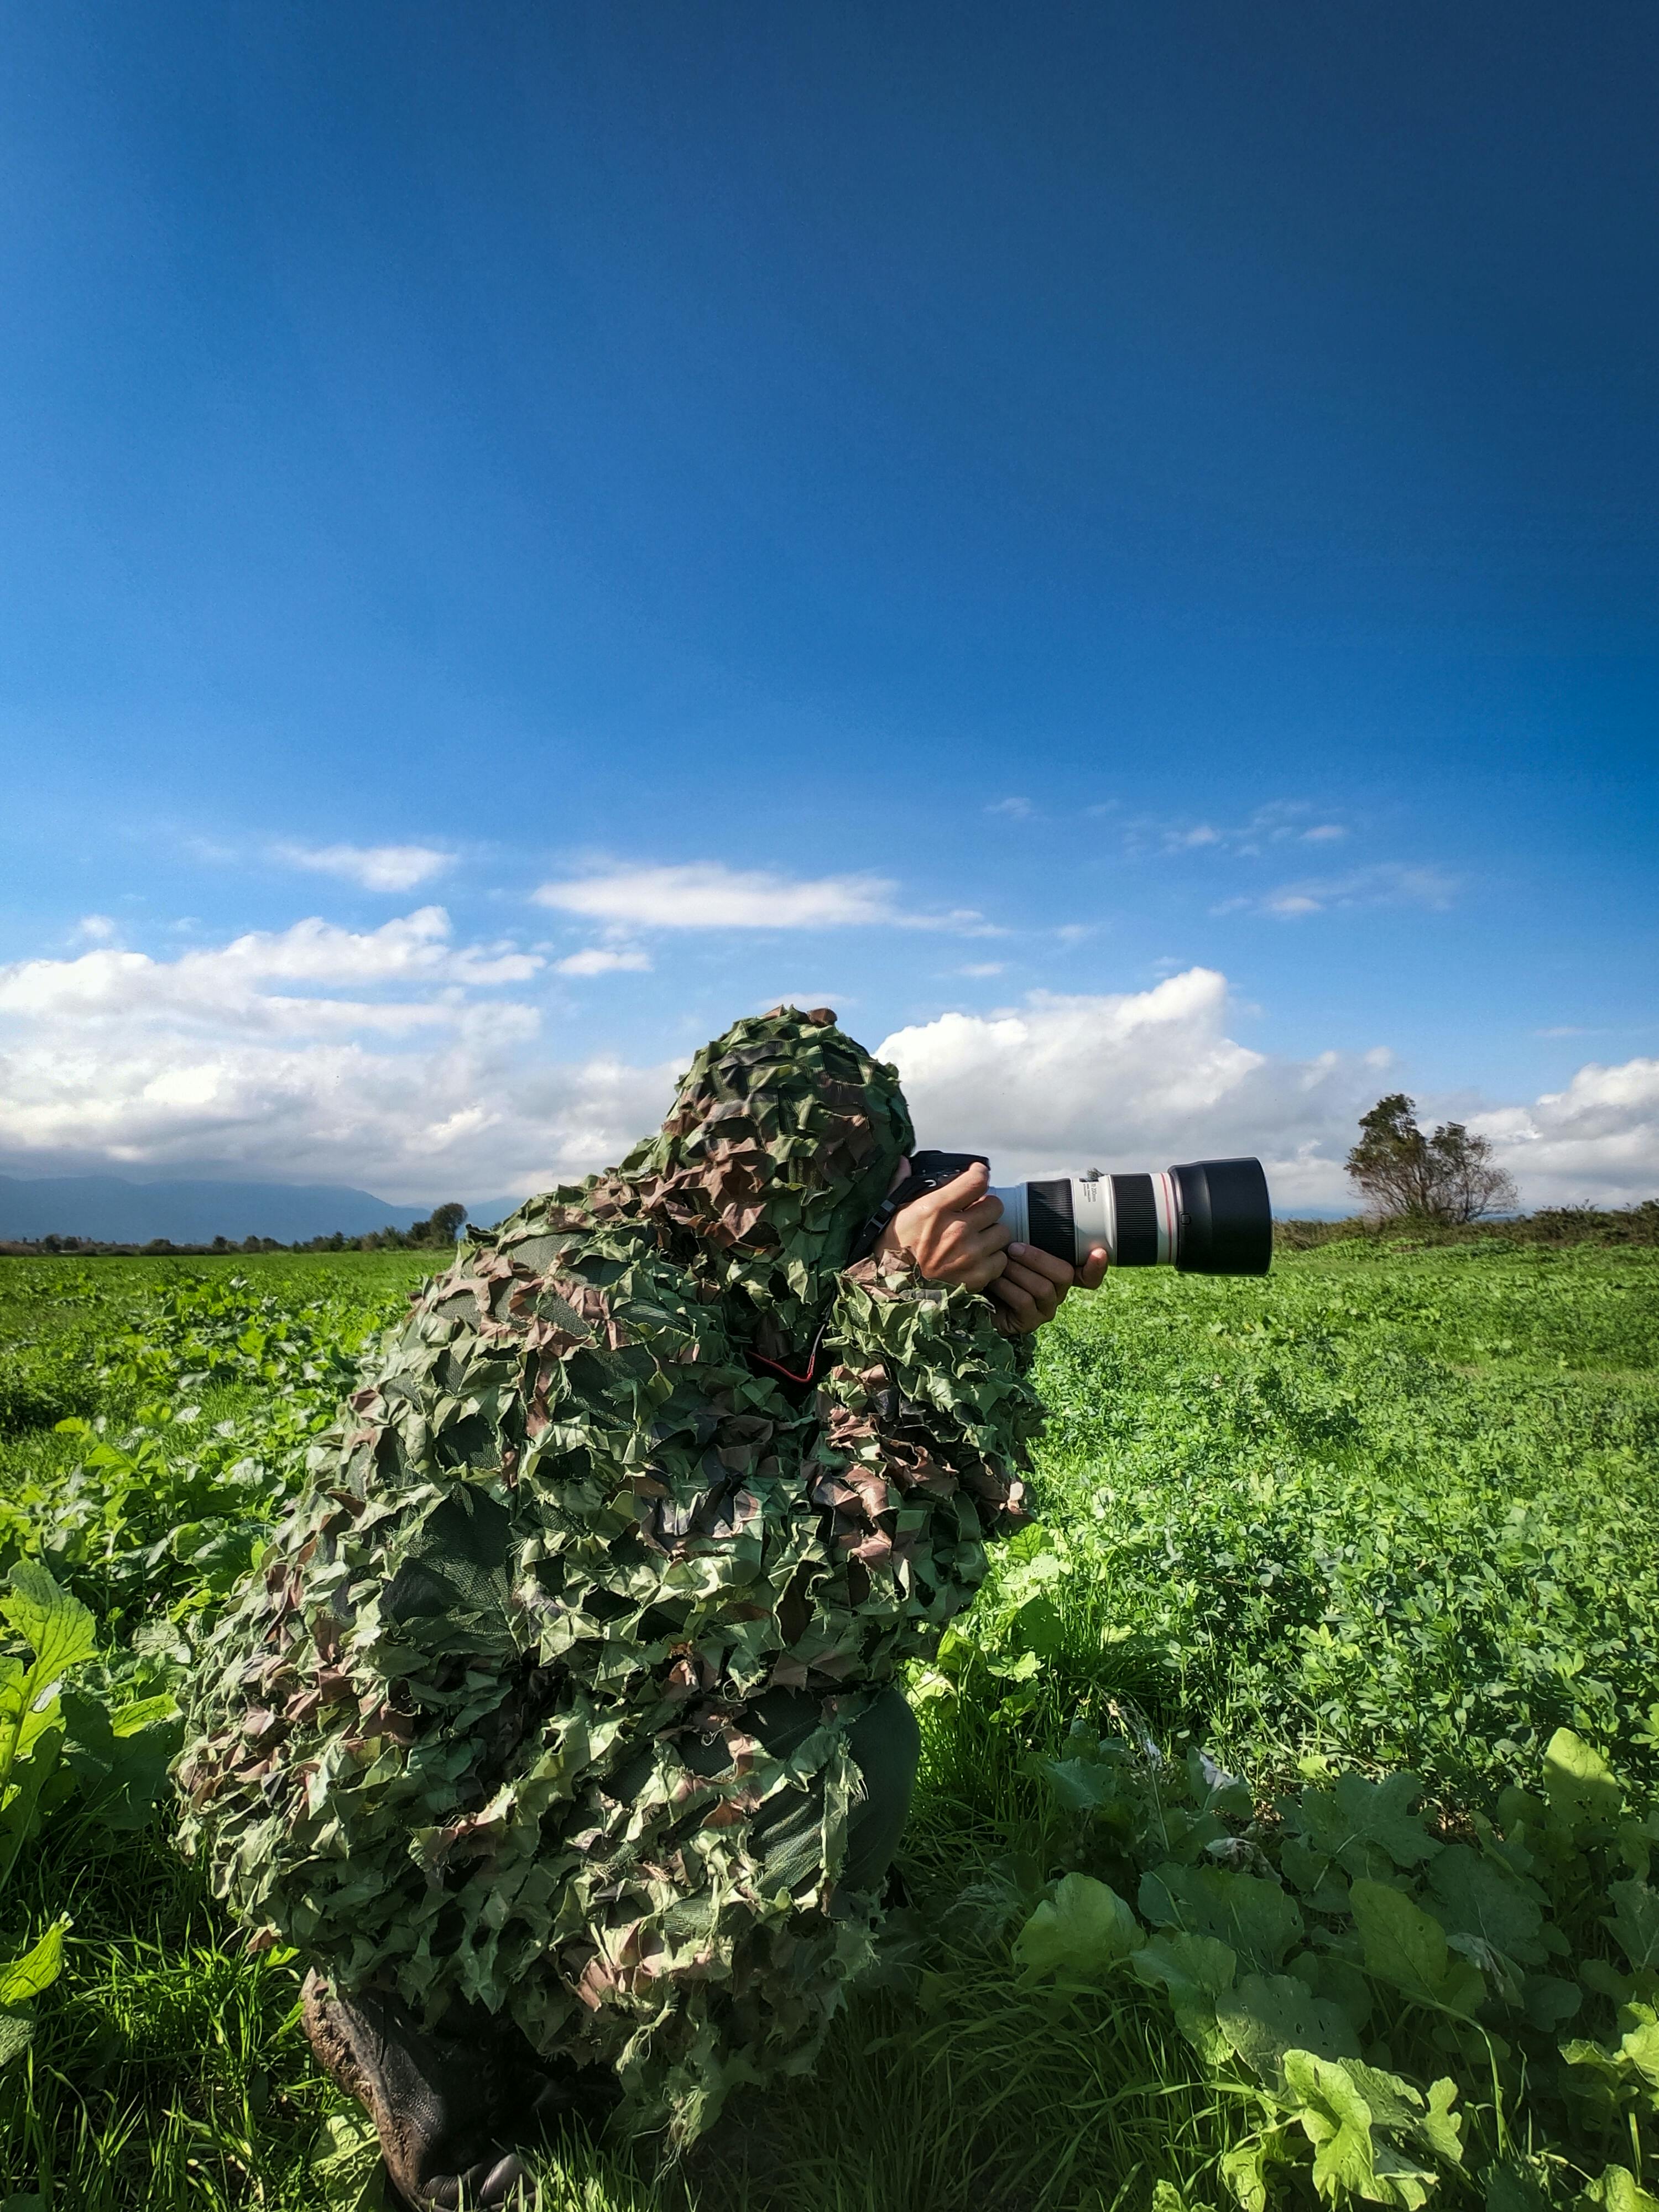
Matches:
[[270, 841, 457, 893], [3, 919, 1654, 1213], [880, 969, 1375, 1206], [0, 910, 648, 1201], [0, 909, 539, 1035], [880, 975, 1659, 1211], [1473, 1058, 1659, 1208], [533, 861, 990, 934]]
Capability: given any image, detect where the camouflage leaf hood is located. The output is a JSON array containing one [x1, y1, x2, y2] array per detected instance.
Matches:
[[177, 1007, 1044, 2143]]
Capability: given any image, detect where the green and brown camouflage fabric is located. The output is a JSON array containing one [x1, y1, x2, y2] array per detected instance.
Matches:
[[176, 1007, 1044, 2140]]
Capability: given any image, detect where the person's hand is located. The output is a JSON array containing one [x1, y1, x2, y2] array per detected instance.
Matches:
[[874, 1158, 1109, 1331], [875, 1158, 1011, 1291], [987, 1237, 1109, 1336]]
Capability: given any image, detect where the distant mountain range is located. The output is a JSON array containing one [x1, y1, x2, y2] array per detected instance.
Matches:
[[0, 1173, 520, 1246]]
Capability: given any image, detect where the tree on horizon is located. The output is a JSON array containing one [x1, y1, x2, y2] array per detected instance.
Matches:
[[1346, 1093, 1518, 1224]]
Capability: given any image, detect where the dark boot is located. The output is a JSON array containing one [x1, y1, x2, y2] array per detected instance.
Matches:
[[301, 1970, 535, 2210]]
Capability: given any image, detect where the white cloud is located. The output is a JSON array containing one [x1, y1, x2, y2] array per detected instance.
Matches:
[[880, 977, 1659, 1211], [1473, 1058, 1659, 1208], [1137, 800, 1350, 860], [533, 861, 990, 934], [879, 970, 1374, 1207], [270, 842, 457, 893], [957, 962, 1007, 977], [985, 797, 1033, 821], [1214, 864, 1459, 920], [0, 909, 671, 1201], [0, 910, 539, 1034], [555, 946, 653, 977], [73, 914, 118, 945], [4, 917, 1654, 1215]]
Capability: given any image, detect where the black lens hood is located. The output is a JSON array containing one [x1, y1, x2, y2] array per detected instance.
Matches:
[[1170, 1157, 1272, 1276]]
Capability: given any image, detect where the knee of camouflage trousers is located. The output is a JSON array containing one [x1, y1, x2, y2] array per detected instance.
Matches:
[[744, 1686, 919, 1896]]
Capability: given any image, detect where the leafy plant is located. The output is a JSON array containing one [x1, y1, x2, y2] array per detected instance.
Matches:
[[2, 1239, 1657, 2208], [0, 1564, 96, 2064], [1006, 1710, 1659, 2209]]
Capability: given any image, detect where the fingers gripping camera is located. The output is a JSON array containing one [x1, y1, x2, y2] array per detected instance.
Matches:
[[854, 1153, 1272, 1275]]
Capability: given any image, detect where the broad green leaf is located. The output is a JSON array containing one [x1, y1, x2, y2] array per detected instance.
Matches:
[[1139, 1862, 1303, 1972], [1563, 2036, 1630, 2085], [1042, 1740, 1139, 1819], [0, 1655, 65, 1769], [1281, 1836, 1353, 1914], [1341, 2058, 1432, 2135], [109, 1692, 181, 1739], [310, 2102, 385, 2209], [1131, 1929, 1237, 2001], [1007, 1594, 1066, 1661], [1214, 1970, 1359, 2077], [1427, 1845, 1545, 1966], [0, 1916, 67, 2006], [1282, 2048, 1376, 2203], [1004, 1521, 1054, 1563], [59, 1690, 184, 1831], [1, 1563, 96, 1694], [1350, 1880, 1484, 2014], [1188, 1746, 1253, 1820], [1013, 1873, 1142, 1980], [1521, 1973, 1582, 2032], [0, 2007, 35, 2067], [1291, 1772, 1442, 1879], [1132, 1931, 1237, 2068], [1607, 1882, 1659, 1975], [1541, 1729, 1621, 1835], [1447, 1932, 1520, 2005], [1338, 2060, 1462, 2168], [0, 1719, 66, 1888], [1369, 2140, 1438, 2211], [1582, 1958, 1636, 2005], [1483, 2158, 1553, 2212], [1418, 2078, 1463, 2164], [1221, 2139, 1272, 2212], [1621, 2020, 1659, 2089], [1292, 1948, 1375, 2034], [1581, 2167, 1659, 2212]]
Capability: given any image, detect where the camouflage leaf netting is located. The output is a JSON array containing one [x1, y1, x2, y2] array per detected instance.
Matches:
[[176, 1008, 1045, 2140]]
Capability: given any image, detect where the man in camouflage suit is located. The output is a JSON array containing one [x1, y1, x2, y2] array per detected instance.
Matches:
[[177, 1008, 1104, 2208]]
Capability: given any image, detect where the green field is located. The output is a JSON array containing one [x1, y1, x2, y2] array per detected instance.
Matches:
[[3, 1242, 1658, 2212]]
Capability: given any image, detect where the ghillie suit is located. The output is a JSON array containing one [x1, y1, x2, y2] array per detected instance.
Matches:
[[177, 1007, 1044, 2142]]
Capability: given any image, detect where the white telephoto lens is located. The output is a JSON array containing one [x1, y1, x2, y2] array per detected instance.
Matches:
[[987, 1183, 1028, 1245], [1151, 1170, 1178, 1265], [1069, 1175, 1114, 1267]]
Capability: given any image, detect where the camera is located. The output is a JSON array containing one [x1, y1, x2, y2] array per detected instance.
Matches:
[[853, 1151, 1272, 1275]]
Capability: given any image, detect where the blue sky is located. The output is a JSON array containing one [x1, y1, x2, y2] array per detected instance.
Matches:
[[2, 3, 1656, 1208]]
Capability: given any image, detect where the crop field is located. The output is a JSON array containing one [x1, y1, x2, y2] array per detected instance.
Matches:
[[2, 1239, 1658, 2212]]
